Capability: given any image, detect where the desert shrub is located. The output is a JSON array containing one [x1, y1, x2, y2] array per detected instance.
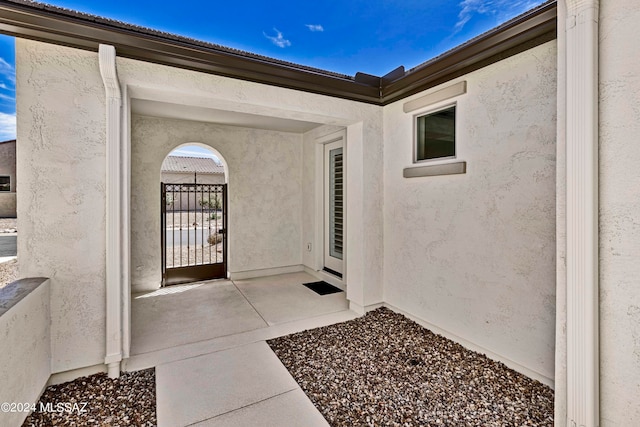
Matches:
[[207, 233, 223, 246]]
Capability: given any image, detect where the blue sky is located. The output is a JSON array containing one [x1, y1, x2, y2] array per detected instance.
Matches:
[[0, 0, 545, 144]]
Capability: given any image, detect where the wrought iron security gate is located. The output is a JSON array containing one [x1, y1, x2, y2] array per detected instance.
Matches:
[[161, 183, 227, 286]]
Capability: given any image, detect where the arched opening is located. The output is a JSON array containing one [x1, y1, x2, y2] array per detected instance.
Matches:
[[160, 143, 228, 286]]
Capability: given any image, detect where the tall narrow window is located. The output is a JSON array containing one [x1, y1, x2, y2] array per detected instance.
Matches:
[[0, 176, 9, 192], [415, 105, 456, 162], [329, 147, 343, 260]]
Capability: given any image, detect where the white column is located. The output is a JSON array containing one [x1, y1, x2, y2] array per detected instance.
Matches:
[[565, 1, 599, 425], [99, 44, 123, 379]]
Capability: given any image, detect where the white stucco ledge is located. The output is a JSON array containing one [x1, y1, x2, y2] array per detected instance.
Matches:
[[403, 161, 467, 178], [0, 277, 51, 427], [403, 81, 467, 114], [0, 277, 49, 317]]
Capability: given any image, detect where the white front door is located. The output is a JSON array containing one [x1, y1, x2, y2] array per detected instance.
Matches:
[[324, 138, 344, 276]]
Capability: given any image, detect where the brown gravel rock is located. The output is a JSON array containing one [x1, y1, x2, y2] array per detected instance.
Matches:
[[23, 369, 156, 427], [0, 259, 17, 289], [268, 307, 554, 427]]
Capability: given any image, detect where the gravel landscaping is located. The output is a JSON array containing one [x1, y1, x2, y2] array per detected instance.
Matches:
[[23, 369, 156, 427], [0, 218, 18, 288], [165, 240, 223, 268], [268, 307, 554, 427], [0, 258, 17, 289], [0, 217, 17, 233]]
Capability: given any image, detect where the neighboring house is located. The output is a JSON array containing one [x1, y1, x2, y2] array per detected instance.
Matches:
[[161, 155, 226, 211], [0, 139, 16, 218], [0, 1, 637, 426], [161, 155, 225, 185]]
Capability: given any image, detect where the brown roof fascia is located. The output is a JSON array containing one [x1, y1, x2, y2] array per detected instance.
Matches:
[[0, 0, 557, 106], [381, 1, 557, 104], [0, 0, 381, 104]]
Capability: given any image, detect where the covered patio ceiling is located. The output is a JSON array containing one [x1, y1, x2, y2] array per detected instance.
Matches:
[[131, 99, 322, 133]]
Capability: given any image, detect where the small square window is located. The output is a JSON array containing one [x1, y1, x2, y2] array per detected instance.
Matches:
[[0, 176, 9, 192], [415, 105, 456, 162]]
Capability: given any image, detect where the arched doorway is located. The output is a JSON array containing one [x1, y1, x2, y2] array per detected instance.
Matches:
[[160, 144, 228, 286]]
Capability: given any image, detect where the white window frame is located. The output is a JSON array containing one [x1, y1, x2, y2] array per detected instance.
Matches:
[[413, 102, 457, 164], [0, 175, 10, 192]]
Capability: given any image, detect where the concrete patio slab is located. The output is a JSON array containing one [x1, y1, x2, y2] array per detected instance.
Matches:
[[156, 341, 299, 427], [123, 309, 359, 372], [191, 389, 329, 427], [233, 272, 348, 325], [131, 280, 267, 355]]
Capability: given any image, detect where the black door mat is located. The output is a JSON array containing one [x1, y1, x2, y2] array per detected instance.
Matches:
[[303, 281, 343, 296]]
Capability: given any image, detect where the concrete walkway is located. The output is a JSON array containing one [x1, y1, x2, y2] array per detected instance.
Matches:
[[126, 272, 354, 427], [157, 342, 329, 426]]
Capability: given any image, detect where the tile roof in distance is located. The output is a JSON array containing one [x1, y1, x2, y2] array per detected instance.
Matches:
[[161, 156, 224, 174]]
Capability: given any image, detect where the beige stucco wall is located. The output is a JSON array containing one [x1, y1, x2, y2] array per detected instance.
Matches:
[[382, 41, 558, 384], [0, 140, 17, 217], [16, 39, 107, 373], [0, 279, 51, 427], [598, 1, 640, 423], [554, 2, 567, 421], [131, 115, 303, 290]]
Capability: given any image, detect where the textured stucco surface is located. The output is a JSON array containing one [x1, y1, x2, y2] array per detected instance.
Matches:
[[16, 39, 107, 373], [131, 115, 304, 290], [0, 278, 51, 427], [382, 41, 557, 382], [598, 1, 640, 424], [554, 2, 567, 422]]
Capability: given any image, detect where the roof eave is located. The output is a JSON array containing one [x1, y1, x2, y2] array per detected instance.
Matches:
[[0, 0, 557, 106], [380, 1, 557, 104], [0, 0, 381, 104]]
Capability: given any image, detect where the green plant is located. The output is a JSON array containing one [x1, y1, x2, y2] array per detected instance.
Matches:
[[199, 194, 222, 211]]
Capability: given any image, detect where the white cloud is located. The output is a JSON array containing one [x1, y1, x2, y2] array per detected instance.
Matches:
[[263, 28, 291, 48], [305, 24, 324, 32], [0, 57, 15, 84], [0, 93, 14, 102], [0, 112, 16, 140], [455, 0, 541, 32]]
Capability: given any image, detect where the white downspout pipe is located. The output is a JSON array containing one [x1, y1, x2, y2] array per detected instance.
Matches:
[[99, 44, 123, 379], [564, 1, 599, 425]]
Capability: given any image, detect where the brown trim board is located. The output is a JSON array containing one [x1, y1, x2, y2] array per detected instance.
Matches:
[[0, 0, 557, 106]]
